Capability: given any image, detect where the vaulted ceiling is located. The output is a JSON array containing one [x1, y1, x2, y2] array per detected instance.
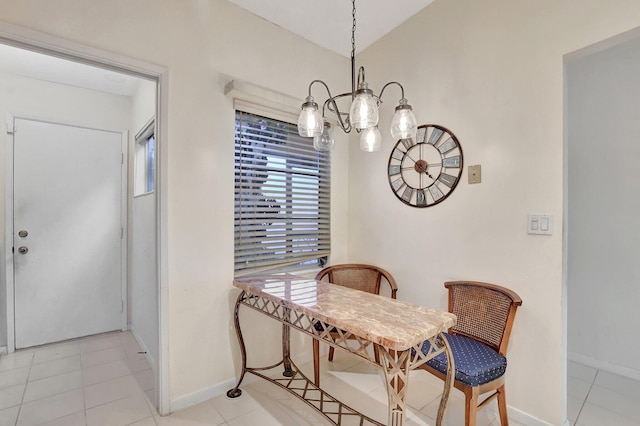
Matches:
[[226, 0, 435, 57]]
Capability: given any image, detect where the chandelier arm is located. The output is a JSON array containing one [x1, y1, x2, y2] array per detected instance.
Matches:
[[378, 81, 406, 102], [320, 92, 352, 133]]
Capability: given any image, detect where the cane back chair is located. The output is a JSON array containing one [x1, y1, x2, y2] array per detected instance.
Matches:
[[417, 281, 522, 426], [313, 264, 398, 386]]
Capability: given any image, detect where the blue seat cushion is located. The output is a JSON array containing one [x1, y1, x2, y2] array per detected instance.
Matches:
[[419, 333, 507, 387]]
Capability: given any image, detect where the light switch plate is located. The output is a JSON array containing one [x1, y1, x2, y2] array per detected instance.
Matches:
[[468, 165, 481, 184], [528, 214, 553, 235]]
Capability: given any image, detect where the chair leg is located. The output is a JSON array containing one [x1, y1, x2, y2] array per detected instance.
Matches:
[[313, 339, 320, 386], [328, 346, 335, 361], [373, 344, 380, 364], [497, 385, 509, 426], [465, 388, 479, 426]]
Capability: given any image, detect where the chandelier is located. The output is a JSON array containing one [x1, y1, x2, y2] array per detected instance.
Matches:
[[297, 0, 418, 152]]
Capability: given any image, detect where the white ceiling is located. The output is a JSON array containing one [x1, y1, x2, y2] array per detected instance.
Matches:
[[227, 0, 435, 57], [0, 43, 141, 96]]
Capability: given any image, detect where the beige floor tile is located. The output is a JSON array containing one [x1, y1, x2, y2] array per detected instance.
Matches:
[[211, 391, 262, 422], [84, 374, 143, 408], [23, 370, 83, 403], [29, 355, 82, 381], [586, 384, 640, 422], [420, 391, 495, 426], [81, 346, 127, 368], [568, 375, 592, 401], [155, 400, 225, 425], [37, 411, 86, 426], [593, 370, 640, 400], [0, 406, 20, 426], [0, 351, 34, 372], [568, 361, 597, 383], [225, 407, 296, 426], [32, 342, 81, 364], [83, 358, 132, 386], [0, 383, 25, 410], [135, 368, 155, 391], [0, 367, 30, 390], [568, 395, 585, 421], [576, 402, 639, 426], [130, 417, 158, 426], [86, 393, 152, 426], [16, 388, 84, 426], [81, 333, 123, 354]]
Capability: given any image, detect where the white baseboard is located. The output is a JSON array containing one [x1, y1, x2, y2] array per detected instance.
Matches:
[[568, 352, 640, 381], [168, 341, 320, 414], [507, 405, 555, 426], [170, 377, 239, 412], [0, 346, 7, 356]]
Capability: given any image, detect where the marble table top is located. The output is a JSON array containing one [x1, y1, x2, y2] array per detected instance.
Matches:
[[234, 274, 456, 351]]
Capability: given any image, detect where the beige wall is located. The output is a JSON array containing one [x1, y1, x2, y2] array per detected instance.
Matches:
[[354, 0, 640, 424], [3, 0, 640, 423]]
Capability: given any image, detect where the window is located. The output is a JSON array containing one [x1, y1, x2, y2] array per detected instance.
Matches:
[[234, 110, 330, 275], [134, 119, 155, 195]]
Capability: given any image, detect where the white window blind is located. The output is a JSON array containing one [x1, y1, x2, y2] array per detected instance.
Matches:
[[234, 110, 331, 275]]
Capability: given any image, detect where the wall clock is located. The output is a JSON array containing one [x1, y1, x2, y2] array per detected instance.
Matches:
[[387, 124, 463, 207]]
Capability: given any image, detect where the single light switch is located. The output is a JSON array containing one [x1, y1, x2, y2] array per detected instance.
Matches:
[[541, 217, 549, 232]]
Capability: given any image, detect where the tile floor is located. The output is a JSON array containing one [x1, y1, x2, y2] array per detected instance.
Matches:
[[3, 333, 638, 425], [0, 332, 155, 426], [567, 360, 640, 425]]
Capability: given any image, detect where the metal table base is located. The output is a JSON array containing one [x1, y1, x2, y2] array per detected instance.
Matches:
[[227, 290, 455, 426]]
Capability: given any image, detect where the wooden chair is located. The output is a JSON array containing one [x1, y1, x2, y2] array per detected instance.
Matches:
[[417, 281, 522, 426], [312, 264, 398, 386]]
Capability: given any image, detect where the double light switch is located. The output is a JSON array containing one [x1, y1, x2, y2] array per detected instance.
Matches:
[[528, 214, 553, 235]]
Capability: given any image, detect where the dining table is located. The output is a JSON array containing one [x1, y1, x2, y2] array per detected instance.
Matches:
[[227, 273, 457, 426]]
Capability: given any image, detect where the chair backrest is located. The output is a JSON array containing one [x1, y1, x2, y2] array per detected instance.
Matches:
[[445, 281, 522, 356], [315, 264, 398, 298]]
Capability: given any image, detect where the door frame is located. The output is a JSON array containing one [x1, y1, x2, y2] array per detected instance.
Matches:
[[6, 115, 129, 348], [0, 22, 170, 416]]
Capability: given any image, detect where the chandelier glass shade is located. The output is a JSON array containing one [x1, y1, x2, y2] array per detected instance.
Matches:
[[297, 0, 418, 151]]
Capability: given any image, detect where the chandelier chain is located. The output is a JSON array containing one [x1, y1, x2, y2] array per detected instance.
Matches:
[[351, 0, 356, 61]]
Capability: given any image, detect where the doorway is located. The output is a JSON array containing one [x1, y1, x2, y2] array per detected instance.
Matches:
[[565, 28, 640, 423], [0, 30, 167, 414]]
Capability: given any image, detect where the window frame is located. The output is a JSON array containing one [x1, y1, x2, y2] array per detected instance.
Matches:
[[234, 109, 331, 276], [134, 117, 156, 197]]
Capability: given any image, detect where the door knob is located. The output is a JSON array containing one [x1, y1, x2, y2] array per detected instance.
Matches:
[[18, 230, 28, 238], [18, 246, 28, 254]]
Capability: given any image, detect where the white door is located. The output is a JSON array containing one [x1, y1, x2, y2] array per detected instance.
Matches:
[[13, 117, 124, 349]]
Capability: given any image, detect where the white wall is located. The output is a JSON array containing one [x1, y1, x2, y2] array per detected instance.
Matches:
[[0, 71, 132, 347], [355, 1, 640, 424], [567, 35, 640, 376], [129, 79, 159, 370]]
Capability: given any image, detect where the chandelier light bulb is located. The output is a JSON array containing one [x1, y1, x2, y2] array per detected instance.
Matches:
[[313, 118, 335, 151], [297, 96, 323, 137], [349, 82, 379, 130], [360, 126, 381, 152], [391, 98, 418, 140]]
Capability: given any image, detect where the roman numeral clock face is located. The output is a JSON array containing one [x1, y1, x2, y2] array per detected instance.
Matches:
[[387, 124, 463, 207]]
